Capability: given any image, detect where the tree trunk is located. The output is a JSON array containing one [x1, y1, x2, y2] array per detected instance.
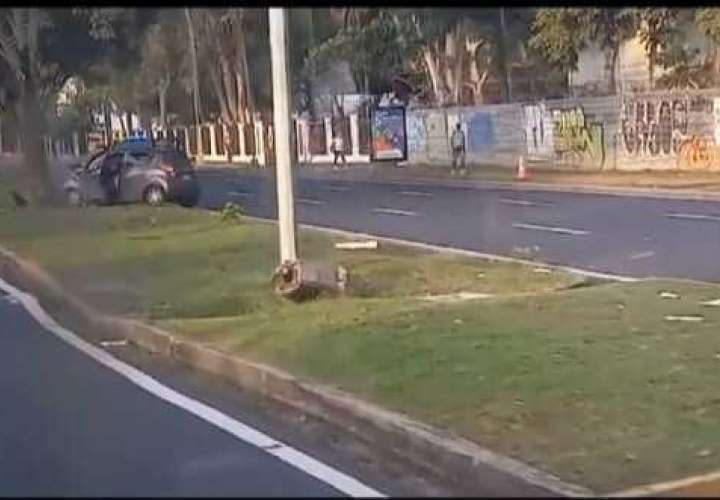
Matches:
[[713, 45, 720, 87], [423, 46, 444, 106], [103, 100, 113, 148], [235, 68, 246, 124], [119, 114, 127, 138], [220, 53, 237, 123], [649, 44, 656, 90], [16, 78, 49, 199], [159, 83, 168, 130], [451, 26, 464, 105], [609, 46, 619, 95], [185, 8, 203, 125], [240, 36, 254, 118], [209, 63, 232, 124], [443, 33, 455, 105], [125, 111, 133, 136], [498, 7, 512, 103]]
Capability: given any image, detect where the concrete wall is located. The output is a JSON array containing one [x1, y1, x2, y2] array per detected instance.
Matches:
[[618, 90, 720, 171], [406, 89, 720, 172]]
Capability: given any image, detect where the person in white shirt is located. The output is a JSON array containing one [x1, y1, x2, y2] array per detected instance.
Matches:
[[332, 133, 346, 168], [451, 123, 466, 176]]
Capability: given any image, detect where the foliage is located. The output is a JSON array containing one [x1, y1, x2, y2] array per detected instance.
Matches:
[[697, 8, 720, 43], [220, 201, 244, 223], [529, 9, 593, 74]]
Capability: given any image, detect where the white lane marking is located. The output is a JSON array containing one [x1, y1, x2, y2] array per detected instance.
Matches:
[[499, 198, 551, 207], [397, 190, 434, 198], [665, 212, 720, 222], [512, 222, 590, 236], [100, 339, 129, 348], [629, 251, 655, 261], [242, 214, 639, 283], [297, 198, 326, 206], [0, 278, 384, 498], [371, 208, 419, 217], [228, 191, 254, 198]]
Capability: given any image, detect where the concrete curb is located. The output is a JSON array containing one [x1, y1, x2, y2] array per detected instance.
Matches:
[[0, 244, 593, 497]]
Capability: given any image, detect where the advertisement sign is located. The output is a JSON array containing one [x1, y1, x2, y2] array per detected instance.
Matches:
[[370, 106, 407, 161]]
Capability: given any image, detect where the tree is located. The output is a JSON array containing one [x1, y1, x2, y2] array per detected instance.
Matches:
[[184, 8, 202, 127], [0, 8, 139, 196], [529, 9, 593, 93], [696, 8, 720, 85], [583, 9, 637, 94], [192, 8, 259, 125], [137, 12, 187, 129], [635, 8, 678, 90]]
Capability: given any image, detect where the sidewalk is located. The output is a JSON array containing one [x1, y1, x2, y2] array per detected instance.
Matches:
[[201, 159, 720, 201], [300, 162, 720, 200]]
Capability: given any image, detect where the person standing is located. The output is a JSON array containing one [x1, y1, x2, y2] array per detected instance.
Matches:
[[451, 122, 466, 176], [332, 132, 346, 169]]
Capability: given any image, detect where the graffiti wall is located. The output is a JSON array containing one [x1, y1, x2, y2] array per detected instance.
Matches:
[[552, 107, 605, 169], [405, 90, 720, 171], [618, 92, 719, 170], [524, 103, 554, 157], [522, 97, 615, 170], [406, 113, 427, 156], [467, 112, 495, 153]]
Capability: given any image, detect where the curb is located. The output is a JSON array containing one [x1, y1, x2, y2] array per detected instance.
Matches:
[[0, 244, 593, 498], [201, 163, 720, 203]]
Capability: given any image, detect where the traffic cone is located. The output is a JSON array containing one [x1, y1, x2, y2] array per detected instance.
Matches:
[[516, 155, 527, 180]]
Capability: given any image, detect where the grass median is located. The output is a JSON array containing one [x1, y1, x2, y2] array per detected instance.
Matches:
[[2, 188, 720, 491]]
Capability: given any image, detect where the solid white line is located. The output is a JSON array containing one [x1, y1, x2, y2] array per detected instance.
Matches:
[[665, 212, 720, 222], [512, 222, 590, 236], [499, 198, 551, 207], [297, 198, 326, 206], [397, 190, 434, 198], [0, 277, 384, 498], [606, 469, 720, 498], [371, 208, 419, 217], [629, 251, 655, 261]]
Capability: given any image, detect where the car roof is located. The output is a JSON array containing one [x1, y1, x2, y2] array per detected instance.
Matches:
[[112, 138, 154, 154]]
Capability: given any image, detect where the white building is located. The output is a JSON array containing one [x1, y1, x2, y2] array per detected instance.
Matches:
[[570, 25, 714, 94]]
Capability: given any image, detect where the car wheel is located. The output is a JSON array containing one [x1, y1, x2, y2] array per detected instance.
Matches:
[[144, 184, 166, 206], [66, 188, 81, 207]]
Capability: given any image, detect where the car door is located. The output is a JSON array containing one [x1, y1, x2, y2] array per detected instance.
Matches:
[[120, 150, 152, 202], [82, 152, 110, 203]]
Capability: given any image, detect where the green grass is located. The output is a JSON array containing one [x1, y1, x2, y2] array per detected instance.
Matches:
[[2, 179, 720, 491]]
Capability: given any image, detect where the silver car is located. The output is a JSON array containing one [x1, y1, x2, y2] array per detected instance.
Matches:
[[64, 142, 200, 208]]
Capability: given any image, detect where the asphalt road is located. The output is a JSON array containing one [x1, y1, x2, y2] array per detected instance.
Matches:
[[0, 286, 390, 497], [197, 168, 720, 283]]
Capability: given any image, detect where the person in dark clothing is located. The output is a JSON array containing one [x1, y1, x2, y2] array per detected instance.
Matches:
[[99, 153, 123, 204]]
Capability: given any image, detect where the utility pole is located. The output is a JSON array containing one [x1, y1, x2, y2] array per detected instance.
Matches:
[[268, 8, 297, 264]]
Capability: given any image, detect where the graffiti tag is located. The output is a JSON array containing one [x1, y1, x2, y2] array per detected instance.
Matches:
[[551, 107, 605, 170], [621, 98, 687, 157]]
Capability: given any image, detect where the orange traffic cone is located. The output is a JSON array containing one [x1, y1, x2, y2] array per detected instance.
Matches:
[[516, 156, 527, 180]]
